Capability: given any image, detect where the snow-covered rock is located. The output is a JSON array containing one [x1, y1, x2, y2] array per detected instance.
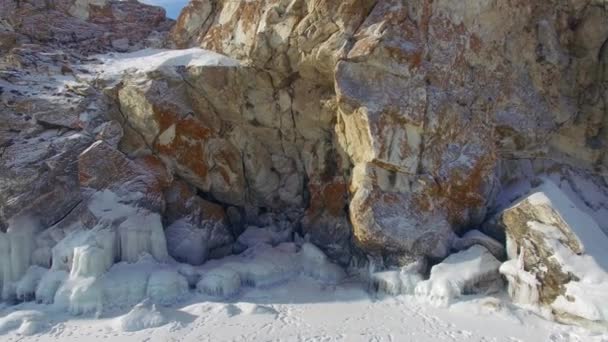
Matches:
[[498, 179, 608, 329], [415, 245, 503, 307]]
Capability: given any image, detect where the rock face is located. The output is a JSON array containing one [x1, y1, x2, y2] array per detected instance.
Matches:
[[165, 0, 608, 265], [3, 0, 173, 53], [0, 0, 608, 333], [498, 180, 608, 330]]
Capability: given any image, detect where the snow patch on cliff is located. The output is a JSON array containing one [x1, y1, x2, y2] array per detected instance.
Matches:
[[91, 48, 240, 78]]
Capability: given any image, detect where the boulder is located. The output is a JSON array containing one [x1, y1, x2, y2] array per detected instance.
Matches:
[[498, 180, 608, 330]]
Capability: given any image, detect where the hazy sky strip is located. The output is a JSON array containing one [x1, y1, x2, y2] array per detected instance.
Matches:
[[140, 0, 189, 19]]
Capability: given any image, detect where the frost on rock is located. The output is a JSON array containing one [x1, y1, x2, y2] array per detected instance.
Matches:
[[166, 220, 209, 266], [415, 245, 503, 307], [497, 179, 608, 329], [113, 299, 168, 332], [237, 225, 293, 249]]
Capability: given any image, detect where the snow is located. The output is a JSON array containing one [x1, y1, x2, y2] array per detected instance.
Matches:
[[0, 310, 45, 336], [416, 245, 503, 306], [90, 48, 240, 78], [113, 300, 168, 332], [1, 277, 606, 341]]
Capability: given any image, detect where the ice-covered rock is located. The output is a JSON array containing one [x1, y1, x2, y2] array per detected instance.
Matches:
[[146, 270, 189, 306], [166, 220, 209, 266], [236, 225, 293, 249], [300, 243, 346, 284], [370, 261, 426, 296], [497, 179, 608, 330], [113, 299, 168, 332], [452, 230, 505, 260], [196, 268, 241, 298], [415, 245, 503, 307]]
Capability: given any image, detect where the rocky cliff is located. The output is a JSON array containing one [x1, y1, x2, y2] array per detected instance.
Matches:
[[166, 0, 608, 265], [1, 0, 608, 331]]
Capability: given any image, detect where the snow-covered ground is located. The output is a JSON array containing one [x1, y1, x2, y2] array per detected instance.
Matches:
[[1, 275, 606, 342]]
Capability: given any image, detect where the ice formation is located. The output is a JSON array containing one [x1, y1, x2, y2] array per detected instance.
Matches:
[[415, 245, 503, 306], [0, 217, 40, 301], [370, 267, 424, 296]]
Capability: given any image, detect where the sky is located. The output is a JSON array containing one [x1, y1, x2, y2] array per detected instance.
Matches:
[[140, 0, 190, 19]]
